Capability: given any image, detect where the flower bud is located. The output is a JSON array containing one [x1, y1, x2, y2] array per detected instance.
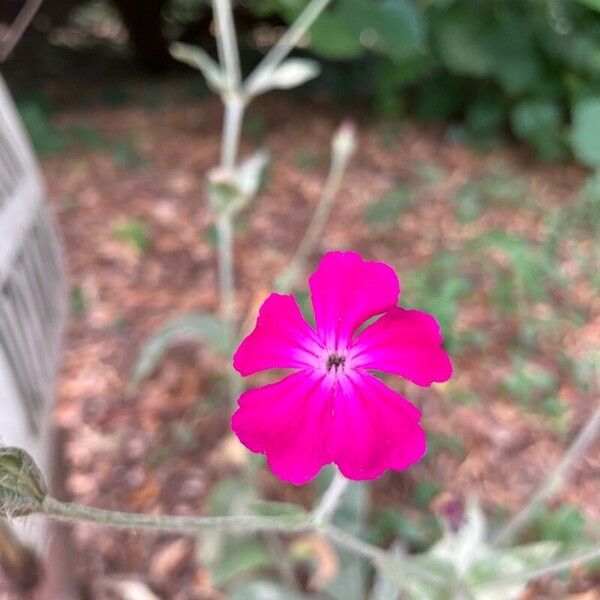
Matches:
[[331, 120, 358, 166], [0, 447, 47, 517], [206, 167, 240, 214]]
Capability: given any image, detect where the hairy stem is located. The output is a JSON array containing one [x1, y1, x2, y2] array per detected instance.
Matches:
[[212, 0, 241, 91], [486, 545, 600, 587], [262, 532, 300, 590], [215, 213, 240, 408], [323, 525, 446, 587], [312, 471, 349, 525], [216, 214, 235, 329], [275, 132, 352, 292], [42, 497, 310, 535], [245, 0, 333, 95], [220, 94, 246, 170], [35, 496, 443, 588], [211, 1, 246, 405], [492, 406, 600, 546], [29, 497, 600, 595]]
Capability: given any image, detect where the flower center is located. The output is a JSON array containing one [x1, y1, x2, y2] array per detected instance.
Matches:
[[326, 353, 346, 373]]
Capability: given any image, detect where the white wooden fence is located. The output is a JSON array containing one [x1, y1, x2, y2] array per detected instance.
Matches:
[[0, 75, 66, 557]]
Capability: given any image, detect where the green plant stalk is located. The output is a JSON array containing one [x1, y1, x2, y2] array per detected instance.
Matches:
[[323, 525, 446, 588], [41, 496, 310, 535], [36, 495, 441, 586], [220, 94, 245, 170], [275, 139, 351, 292], [212, 0, 241, 92], [485, 545, 600, 587], [492, 406, 600, 546], [244, 0, 333, 96], [211, 1, 246, 406], [25, 496, 600, 592], [262, 532, 301, 591], [312, 470, 349, 525], [216, 214, 235, 336]]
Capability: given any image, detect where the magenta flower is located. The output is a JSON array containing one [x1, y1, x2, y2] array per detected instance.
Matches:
[[231, 252, 452, 485]]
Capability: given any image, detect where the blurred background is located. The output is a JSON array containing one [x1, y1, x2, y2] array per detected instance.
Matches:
[[0, 0, 599, 598]]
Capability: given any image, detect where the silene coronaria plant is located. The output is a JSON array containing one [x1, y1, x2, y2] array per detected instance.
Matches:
[[232, 251, 452, 484], [2, 1, 599, 597]]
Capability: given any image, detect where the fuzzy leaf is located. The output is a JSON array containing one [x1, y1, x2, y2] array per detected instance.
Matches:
[[246, 59, 321, 97], [248, 500, 307, 518], [236, 150, 270, 199], [0, 447, 47, 517], [131, 313, 228, 387], [430, 499, 487, 576], [170, 42, 226, 91], [324, 472, 369, 600], [571, 97, 600, 168], [468, 542, 559, 600], [230, 580, 311, 600]]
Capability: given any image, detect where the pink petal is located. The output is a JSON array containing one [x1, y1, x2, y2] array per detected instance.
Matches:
[[350, 308, 452, 387], [309, 252, 400, 349], [231, 371, 334, 485], [330, 372, 426, 480], [233, 293, 323, 376]]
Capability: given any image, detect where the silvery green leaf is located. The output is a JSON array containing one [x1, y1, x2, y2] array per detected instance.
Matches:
[[468, 542, 559, 585], [170, 42, 226, 92], [372, 542, 454, 599], [130, 313, 228, 388], [196, 476, 253, 571], [206, 169, 243, 215], [230, 580, 312, 600], [467, 542, 559, 600], [248, 500, 307, 518], [245, 59, 321, 97], [370, 543, 402, 600], [471, 581, 528, 600], [571, 96, 600, 168], [101, 579, 160, 600], [211, 538, 272, 587], [373, 545, 451, 600], [325, 475, 368, 600], [235, 150, 270, 199], [576, 0, 600, 11], [429, 498, 487, 576], [502, 542, 560, 568], [331, 120, 358, 165], [0, 447, 47, 517]]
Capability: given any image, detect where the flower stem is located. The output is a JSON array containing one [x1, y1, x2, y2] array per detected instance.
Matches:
[[30, 497, 600, 595], [312, 470, 349, 525], [275, 126, 353, 292], [210, 0, 246, 406], [220, 94, 246, 170], [212, 0, 241, 92], [486, 545, 600, 587], [245, 0, 333, 97], [215, 212, 241, 405], [41, 497, 310, 535], [35, 496, 443, 588], [323, 525, 446, 587], [492, 406, 600, 546]]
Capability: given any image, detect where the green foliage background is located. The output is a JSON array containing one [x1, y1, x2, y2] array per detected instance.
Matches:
[[248, 0, 600, 165]]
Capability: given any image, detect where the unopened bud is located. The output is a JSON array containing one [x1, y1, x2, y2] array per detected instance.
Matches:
[[206, 167, 241, 215], [0, 447, 47, 517], [331, 120, 358, 166]]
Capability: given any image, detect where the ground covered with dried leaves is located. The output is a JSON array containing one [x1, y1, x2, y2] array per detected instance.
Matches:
[[34, 83, 599, 599]]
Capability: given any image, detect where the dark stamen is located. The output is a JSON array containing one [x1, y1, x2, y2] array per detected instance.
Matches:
[[326, 354, 345, 372]]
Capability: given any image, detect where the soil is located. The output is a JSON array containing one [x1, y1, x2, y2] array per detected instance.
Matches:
[[9, 83, 600, 598]]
